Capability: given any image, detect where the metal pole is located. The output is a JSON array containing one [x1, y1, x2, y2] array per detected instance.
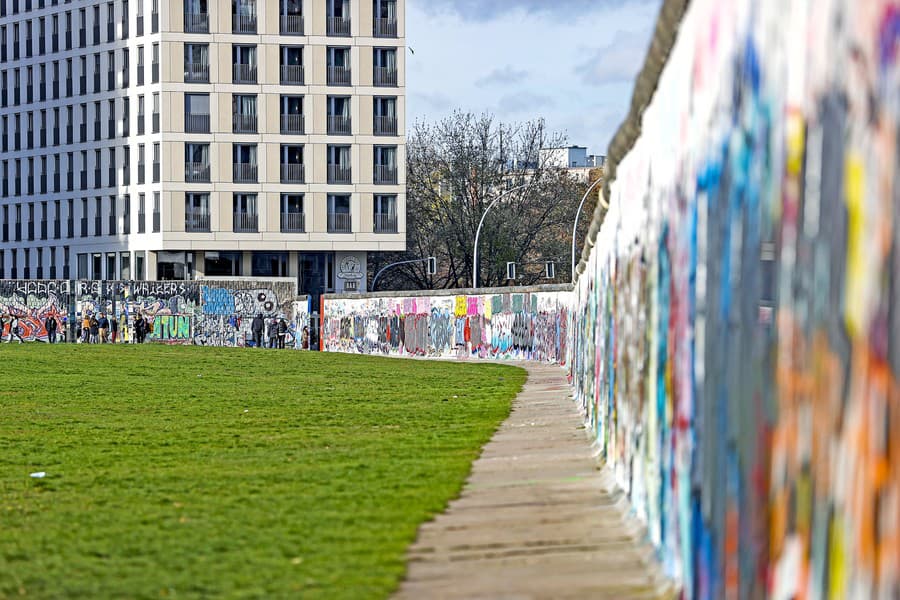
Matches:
[[371, 257, 432, 291], [472, 183, 531, 289], [571, 177, 604, 284]]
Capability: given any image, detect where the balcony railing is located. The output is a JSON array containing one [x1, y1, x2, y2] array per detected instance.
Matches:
[[185, 113, 210, 133], [233, 212, 258, 233], [153, 211, 160, 232], [184, 12, 209, 33], [233, 64, 257, 84], [374, 116, 397, 135], [374, 213, 398, 233], [232, 13, 257, 34], [280, 14, 304, 35], [327, 16, 351, 36], [233, 163, 258, 183], [280, 212, 305, 233], [280, 114, 305, 134], [184, 62, 209, 83], [374, 67, 398, 86], [327, 212, 351, 233], [232, 114, 257, 133], [185, 213, 210, 232], [374, 18, 397, 37], [374, 165, 398, 184], [280, 64, 304, 85], [185, 162, 211, 183], [327, 115, 351, 135], [280, 163, 305, 183], [327, 66, 351, 86], [327, 164, 351, 184]]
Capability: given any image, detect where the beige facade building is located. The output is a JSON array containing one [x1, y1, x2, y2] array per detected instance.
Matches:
[[0, 0, 405, 295]]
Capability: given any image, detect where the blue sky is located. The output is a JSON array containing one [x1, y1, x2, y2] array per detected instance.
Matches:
[[406, 0, 662, 156]]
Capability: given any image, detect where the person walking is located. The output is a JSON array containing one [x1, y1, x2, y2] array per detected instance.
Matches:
[[110, 315, 119, 343], [44, 314, 58, 344], [251, 313, 265, 348], [5, 313, 24, 343], [98, 313, 110, 344], [81, 313, 91, 343], [276, 318, 288, 349], [89, 314, 100, 344]]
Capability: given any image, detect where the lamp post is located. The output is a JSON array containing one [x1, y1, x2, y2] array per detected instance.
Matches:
[[371, 257, 436, 291], [472, 182, 531, 289], [570, 177, 604, 284]]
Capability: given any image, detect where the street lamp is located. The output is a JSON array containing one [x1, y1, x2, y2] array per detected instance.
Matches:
[[472, 182, 532, 288], [570, 177, 605, 284]]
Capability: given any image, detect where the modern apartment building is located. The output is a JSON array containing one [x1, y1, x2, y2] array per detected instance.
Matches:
[[0, 0, 405, 294]]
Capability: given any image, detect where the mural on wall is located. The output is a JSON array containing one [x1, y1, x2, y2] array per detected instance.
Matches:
[[322, 289, 571, 363], [0, 279, 310, 348]]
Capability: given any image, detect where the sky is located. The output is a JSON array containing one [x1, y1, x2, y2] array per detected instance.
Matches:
[[406, 0, 663, 156]]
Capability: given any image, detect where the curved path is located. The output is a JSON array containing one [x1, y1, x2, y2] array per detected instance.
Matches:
[[394, 362, 675, 600]]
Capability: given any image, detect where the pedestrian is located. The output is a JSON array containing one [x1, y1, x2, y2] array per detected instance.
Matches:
[[89, 314, 100, 344], [44, 314, 58, 344], [134, 313, 146, 344], [277, 318, 288, 349], [267, 318, 278, 349], [6, 313, 24, 343], [81, 313, 91, 343], [251, 313, 265, 348], [110, 315, 119, 343], [98, 313, 110, 344], [301, 326, 309, 350]]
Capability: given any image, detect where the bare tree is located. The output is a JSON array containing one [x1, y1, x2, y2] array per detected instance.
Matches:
[[370, 111, 593, 290]]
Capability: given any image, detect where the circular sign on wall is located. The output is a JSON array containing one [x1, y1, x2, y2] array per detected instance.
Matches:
[[337, 256, 364, 280]]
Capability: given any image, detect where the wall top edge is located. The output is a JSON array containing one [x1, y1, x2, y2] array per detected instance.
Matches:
[[323, 283, 574, 301]]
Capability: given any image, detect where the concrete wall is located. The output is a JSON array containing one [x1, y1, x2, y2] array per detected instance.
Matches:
[[0, 279, 310, 348]]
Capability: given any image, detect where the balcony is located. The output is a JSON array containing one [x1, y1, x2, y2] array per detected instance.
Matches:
[[280, 64, 304, 85], [374, 116, 397, 135], [233, 163, 258, 183], [374, 213, 398, 233], [327, 16, 350, 36], [327, 165, 351, 184], [232, 114, 257, 134], [280, 212, 305, 233], [185, 213, 210, 232], [233, 64, 257, 84], [185, 113, 210, 133], [374, 67, 398, 87], [327, 212, 351, 233], [374, 18, 397, 37], [280, 15, 304, 35], [153, 162, 160, 183], [185, 162, 210, 183], [153, 211, 160, 232], [375, 165, 398, 184], [232, 13, 257, 34], [327, 115, 351, 135], [280, 114, 305, 135], [233, 212, 258, 233], [153, 112, 160, 133], [184, 62, 210, 83], [280, 163, 305, 184], [327, 66, 351, 86], [184, 12, 209, 33]]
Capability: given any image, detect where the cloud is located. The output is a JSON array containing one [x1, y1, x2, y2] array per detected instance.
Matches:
[[576, 28, 653, 86], [475, 66, 529, 88], [416, 0, 658, 22], [409, 91, 454, 112], [496, 92, 556, 114]]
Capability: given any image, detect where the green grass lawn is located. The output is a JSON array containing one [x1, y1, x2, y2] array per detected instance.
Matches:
[[0, 345, 525, 599]]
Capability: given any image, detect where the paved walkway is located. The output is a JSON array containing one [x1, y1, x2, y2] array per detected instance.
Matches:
[[394, 363, 675, 600]]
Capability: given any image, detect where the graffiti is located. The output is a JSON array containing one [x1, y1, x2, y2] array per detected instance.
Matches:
[[148, 315, 191, 343]]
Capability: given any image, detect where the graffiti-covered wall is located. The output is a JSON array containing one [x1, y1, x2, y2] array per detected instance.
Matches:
[[0, 279, 310, 348], [568, 0, 900, 597], [322, 286, 571, 362]]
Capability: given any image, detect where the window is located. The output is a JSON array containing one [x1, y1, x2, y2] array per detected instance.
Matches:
[[280, 95, 304, 134], [232, 144, 257, 183], [137, 45, 144, 85], [374, 48, 398, 86], [152, 143, 160, 183], [108, 50, 116, 90], [185, 193, 210, 232], [184, 43, 210, 83], [152, 92, 160, 133], [232, 94, 257, 133], [205, 251, 242, 277], [327, 145, 351, 184], [138, 95, 145, 134], [373, 195, 397, 233], [184, 93, 210, 133], [280, 145, 304, 183], [153, 192, 160, 232], [185, 0, 209, 33], [138, 193, 146, 233], [233, 194, 257, 233], [327, 194, 351, 233], [374, 146, 398, 184], [138, 143, 145, 184], [251, 252, 287, 277], [184, 143, 210, 182], [326, 0, 350, 36], [152, 43, 160, 83], [232, 0, 257, 34], [232, 45, 257, 84], [280, 194, 304, 233], [280, 46, 303, 84], [326, 47, 351, 85], [280, 0, 303, 34], [327, 96, 351, 134]]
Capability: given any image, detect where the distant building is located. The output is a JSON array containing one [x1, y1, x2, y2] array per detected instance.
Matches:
[[540, 146, 604, 183]]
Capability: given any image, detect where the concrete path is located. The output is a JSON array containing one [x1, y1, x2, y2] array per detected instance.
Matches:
[[394, 362, 675, 600]]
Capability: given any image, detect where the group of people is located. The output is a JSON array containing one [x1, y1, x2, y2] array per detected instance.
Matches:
[[250, 314, 308, 349], [78, 312, 153, 344]]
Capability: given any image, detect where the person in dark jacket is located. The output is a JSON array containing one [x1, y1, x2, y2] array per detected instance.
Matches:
[[98, 313, 110, 344], [250, 314, 265, 348], [44, 315, 58, 344], [110, 316, 119, 343], [276, 318, 288, 349], [134, 314, 146, 344], [89, 315, 100, 344], [267, 319, 278, 349]]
